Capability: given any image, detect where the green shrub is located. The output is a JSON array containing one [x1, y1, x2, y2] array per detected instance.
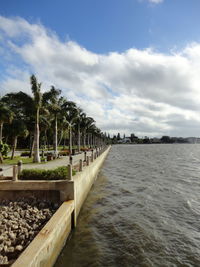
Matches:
[[19, 166, 76, 180], [0, 142, 10, 157]]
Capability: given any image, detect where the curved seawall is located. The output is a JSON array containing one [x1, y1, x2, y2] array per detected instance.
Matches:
[[11, 146, 111, 267]]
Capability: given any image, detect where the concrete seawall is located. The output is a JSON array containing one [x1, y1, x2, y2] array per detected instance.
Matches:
[[73, 146, 111, 225], [4, 145, 111, 266]]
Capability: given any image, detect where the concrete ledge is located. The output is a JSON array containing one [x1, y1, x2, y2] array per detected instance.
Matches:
[[12, 200, 74, 267], [0, 180, 74, 202], [0, 180, 69, 190]]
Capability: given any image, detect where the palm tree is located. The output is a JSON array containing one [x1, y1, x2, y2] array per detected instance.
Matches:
[[30, 75, 42, 163], [88, 124, 98, 147], [0, 76, 105, 161], [43, 86, 62, 157], [80, 116, 95, 148], [39, 114, 51, 150], [61, 100, 78, 155], [94, 128, 103, 147], [57, 118, 69, 149], [74, 108, 85, 152]]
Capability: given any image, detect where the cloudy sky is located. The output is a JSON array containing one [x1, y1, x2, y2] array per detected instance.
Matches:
[[1, 0, 200, 137]]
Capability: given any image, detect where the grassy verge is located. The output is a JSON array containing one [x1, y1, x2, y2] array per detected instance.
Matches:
[[2, 154, 67, 165]]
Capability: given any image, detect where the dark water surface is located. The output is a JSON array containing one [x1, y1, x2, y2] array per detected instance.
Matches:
[[55, 144, 200, 267]]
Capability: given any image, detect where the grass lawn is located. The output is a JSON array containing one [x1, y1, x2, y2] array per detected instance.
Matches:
[[2, 156, 64, 165], [3, 156, 35, 165]]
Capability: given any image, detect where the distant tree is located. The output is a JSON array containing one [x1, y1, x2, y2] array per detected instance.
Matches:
[[117, 133, 121, 140], [130, 133, 138, 143], [112, 135, 117, 144], [161, 136, 171, 143], [143, 136, 151, 144]]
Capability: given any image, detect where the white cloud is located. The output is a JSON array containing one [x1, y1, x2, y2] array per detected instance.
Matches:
[[139, 0, 164, 4], [0, 16, 200, 137], [148, 0, 163, 3]]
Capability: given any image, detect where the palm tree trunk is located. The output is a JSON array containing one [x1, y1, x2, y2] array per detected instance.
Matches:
[[90, 133, 93, 148], [0, 122, 3, 142], [47, 133, 50, 150], [91, 134, 94, 147], [78, 123, 80, 152], [54, 114, 58, 157], [29, 134, 34, 158], [0, 153, 3, 163], [58, 129, 63, 146], [72, 132, 73, 149], [69, 125, 72, 155], [87, 133, 90, 147], [0, 122, 3, 162], [63, 138, 66, 150], [44, 130, 47, 149], [0, 133, 3, 163], [33, 108, 41, 163], [83, 130, 86, 148], [11, 136, 17, 160]]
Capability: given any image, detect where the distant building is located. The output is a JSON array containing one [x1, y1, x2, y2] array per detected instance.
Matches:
[[186, 137, 200, 144], [151, 138, 161, 144], [118, 137, 131, 144]]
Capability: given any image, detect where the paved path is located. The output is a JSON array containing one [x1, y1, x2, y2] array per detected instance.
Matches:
[[0, 151, 91, 177]]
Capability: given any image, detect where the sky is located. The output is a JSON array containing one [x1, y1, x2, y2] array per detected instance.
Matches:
[[1, 0, 200, 137]]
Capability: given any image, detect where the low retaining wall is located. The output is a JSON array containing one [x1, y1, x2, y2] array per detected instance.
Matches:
[[12, 201, 74, 267], [4, 145, 111, 267], [0, 180, 74, 203]]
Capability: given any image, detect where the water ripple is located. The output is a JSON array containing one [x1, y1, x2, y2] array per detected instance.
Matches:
[[56, 144, 200, 267]]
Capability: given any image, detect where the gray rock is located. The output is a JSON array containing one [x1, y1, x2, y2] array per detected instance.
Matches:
[[0, 197, 58, 264], [15, 245, 23, 251], [9, 231, 16, 240]]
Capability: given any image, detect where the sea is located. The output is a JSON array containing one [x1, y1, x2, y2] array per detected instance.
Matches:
[[55, 144, 200, 267]]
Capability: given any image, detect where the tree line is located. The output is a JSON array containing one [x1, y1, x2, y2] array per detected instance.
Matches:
[[0, 75, 109, 163]]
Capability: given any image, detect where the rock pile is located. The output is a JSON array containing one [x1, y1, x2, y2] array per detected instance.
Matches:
[[0, 197, 59, 265]]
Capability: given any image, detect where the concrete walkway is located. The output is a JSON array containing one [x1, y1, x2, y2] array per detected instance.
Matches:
[[0, 151, 91, 177]]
